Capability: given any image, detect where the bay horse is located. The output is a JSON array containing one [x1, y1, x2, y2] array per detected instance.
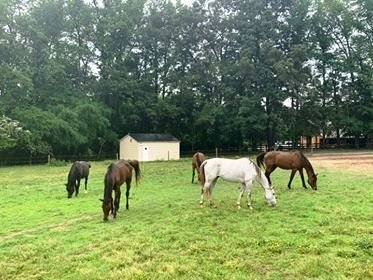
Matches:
[[256, 151, 317, 190], [100, 159, 141, 221], [199, 158, 276, 209], [192, 152, 206, 183], [65, 161, 91, 198]]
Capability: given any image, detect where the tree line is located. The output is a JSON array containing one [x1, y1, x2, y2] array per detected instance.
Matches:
[[0, 0, 372, 159]]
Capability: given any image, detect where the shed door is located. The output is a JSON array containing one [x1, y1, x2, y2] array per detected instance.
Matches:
[[142, 145, 149, 161]]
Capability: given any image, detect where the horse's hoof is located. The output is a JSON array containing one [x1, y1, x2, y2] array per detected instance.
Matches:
[[237, 205, 241, 209], [248, 205, 253, 210], [84, 190, 88, 194]]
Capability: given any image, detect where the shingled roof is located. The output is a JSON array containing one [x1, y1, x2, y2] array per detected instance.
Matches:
[[127, 133, 179, 142]]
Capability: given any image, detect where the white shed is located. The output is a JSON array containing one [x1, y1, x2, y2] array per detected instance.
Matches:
[[119, 133, 180, 161]]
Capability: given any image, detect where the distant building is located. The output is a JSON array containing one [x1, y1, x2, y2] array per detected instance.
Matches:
[[119, 133, 180, 161], [300, 135, 320, 149]]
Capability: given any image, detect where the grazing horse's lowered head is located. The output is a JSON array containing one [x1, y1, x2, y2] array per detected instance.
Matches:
[[65, 161, 91, 198]]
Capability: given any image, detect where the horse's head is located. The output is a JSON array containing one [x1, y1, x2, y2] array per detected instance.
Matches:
[[66, 183, 74, 198], [308, 173, 318, 190], [264, 188, 276, 207], [100, 198, 112, 221]]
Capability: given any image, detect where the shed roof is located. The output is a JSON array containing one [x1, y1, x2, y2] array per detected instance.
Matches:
[[125, 133, 179, 142]]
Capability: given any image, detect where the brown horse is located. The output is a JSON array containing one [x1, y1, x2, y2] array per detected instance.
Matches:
[[256, 151, 317, 190], [192, 152, 206, 183], [100, 159, 141, 221]]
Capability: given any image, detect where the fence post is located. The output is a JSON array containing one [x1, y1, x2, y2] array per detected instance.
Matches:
[[48, 154, 51, 165], [215, 147, 218, 157]]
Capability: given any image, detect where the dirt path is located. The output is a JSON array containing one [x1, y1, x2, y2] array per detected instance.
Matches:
[[308, 152, 373, 173]]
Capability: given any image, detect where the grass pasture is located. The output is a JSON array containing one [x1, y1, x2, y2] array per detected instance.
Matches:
[[0, 154, 372, 279]]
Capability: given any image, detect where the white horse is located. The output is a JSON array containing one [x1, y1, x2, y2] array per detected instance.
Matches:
[[199, 157, 276, 209]]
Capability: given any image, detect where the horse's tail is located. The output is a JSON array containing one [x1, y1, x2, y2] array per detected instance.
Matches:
[[256, 152, 266, 168], [128, 160, 141, 185], [200, 160, 207, 186], [196, 152, 203, 168]]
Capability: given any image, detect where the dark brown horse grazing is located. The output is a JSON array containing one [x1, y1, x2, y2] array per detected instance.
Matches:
[[256, 151, 317, 190], [100, 160, 141, 221], [192, 152, 206, 183], [65, 161, 91, 198]]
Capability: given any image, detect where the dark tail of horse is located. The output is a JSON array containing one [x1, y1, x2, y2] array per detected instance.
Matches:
[[127, 160, 141, 185], [200, 161, 207, 186], [256, 152, 266, 168]]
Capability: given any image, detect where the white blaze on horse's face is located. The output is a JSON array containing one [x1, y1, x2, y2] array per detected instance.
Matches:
[[265, 189, 276, 207]]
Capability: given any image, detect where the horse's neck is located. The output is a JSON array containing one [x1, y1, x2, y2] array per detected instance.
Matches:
[[302, 157, 315, 178], [68, 167, 77, 182], [254, 164, 271, 190], [104, 174, 113, 200]]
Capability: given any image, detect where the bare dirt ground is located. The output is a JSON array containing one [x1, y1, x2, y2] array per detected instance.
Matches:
[[307, 152, 373, 173]]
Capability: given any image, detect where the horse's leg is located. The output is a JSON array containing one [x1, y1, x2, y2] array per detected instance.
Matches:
[[247, 189, 253, 209], [125, 182, 130, 210], [84, 176, 88, 193], [288, 170, 297, 189], [239, 180, 254, 209], [192, 166, 195, 183], [113, 188, 121, 219], [265, 165, 277, 186], [75, 179, 81, 196], [200, 180, 211, 207], [236, 183, 246, 209], [110, 196, 114, 216], [208, 178, 218, 207], [299, 169, 307, 189]]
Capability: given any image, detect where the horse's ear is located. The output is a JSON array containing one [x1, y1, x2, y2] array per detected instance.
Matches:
[[65, 183, 68, 187], [315, 173, 318, 177], [99, 199, 104, 202]]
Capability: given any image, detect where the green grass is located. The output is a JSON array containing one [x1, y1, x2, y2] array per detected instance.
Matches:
[[0, 158, 372, 279]]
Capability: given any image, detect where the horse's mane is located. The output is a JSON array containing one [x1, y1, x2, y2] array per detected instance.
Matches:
[[104, 163, 115, 201], [252, 160, 263, 180], [67, 163, 79, 185], [299, 151, 315, 175]]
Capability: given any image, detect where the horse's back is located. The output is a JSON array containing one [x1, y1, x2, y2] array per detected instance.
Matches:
[[75, 161, 90, 177], [204, 158, 255, 183], [112, 160, 132, 185], [265, 151, 302, 169]]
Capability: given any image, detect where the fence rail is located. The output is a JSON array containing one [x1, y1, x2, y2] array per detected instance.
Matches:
[[0, 153, 118, 167], [1, 145, 372, 167]]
